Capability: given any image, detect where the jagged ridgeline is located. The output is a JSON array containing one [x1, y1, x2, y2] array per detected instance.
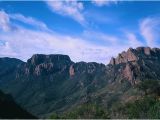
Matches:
[[0, 47, 160, 118]]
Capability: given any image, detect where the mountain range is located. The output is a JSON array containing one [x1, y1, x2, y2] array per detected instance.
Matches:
[[0, 47, 160, 118]]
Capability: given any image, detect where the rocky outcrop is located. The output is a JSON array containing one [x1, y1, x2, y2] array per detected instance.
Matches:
[[109, 47, 160, 65], [69, 62, 105, 75], [136, 47, 151, 55], [27, 54, 72, 66], [109, 57, 116, 65], [17, 54, 73, 77], [109, 48, 138, 65], [69, 65, 75, 76], [34, 63, 54, 76], [109, 47, 160, 85], [122, 63, 135, 85]]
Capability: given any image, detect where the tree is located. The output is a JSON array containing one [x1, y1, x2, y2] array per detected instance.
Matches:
[[50, 113, 59, 119]]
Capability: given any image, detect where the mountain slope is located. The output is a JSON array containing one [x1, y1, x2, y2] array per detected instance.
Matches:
[[0, 90, 36, 119], [0, 57, 23, 84]]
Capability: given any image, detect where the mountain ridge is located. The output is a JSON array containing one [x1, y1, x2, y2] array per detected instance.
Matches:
[[0, 46, 160, 118]]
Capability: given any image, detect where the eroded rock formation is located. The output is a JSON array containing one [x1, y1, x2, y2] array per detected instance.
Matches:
[[109, 47, 160, 65]]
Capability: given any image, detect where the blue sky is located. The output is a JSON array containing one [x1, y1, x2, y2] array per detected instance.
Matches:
[[0, 1, 160, 64]]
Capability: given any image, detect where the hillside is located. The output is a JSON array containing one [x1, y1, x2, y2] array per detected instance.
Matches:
[[0, 90, 36, 119]]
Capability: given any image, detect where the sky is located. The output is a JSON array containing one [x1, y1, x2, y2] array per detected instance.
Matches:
[[0, 1, 160, 64]]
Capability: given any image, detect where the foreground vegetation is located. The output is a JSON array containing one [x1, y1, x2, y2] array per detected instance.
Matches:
[[50, 80, 160, 119], [50, 103, 110, 119]]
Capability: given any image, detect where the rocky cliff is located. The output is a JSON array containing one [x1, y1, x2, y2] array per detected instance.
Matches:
[[109, 47, 160, 85], [109, 47, 160, 65]]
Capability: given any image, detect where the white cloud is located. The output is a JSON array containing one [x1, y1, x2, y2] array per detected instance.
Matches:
[[140, 17, 160, 47], [0, 41, 18, 57], [0, 10, 49, 32], [46, 1, 85, 25], [0, 10, 124, 64], [82, 30, 145, 63], [92, 0, 117, 6], [83, 30, 119, 45], [0, 10, 109, 63], [10, 14, 49, 31], [125, 32, 143, 47], [0, 10, 11, 31], [0, 10, 152, 64], [0, 28, 109, 63]]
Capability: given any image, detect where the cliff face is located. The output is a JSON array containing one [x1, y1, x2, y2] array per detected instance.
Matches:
[[109, 47, 160, 65], [24, 54, 73, 76], [109, 47, 160, 85], [109, 48, 138, 65], [69, 62, 105, 76]]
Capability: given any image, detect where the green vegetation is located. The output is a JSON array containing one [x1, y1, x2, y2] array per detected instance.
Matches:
[[137, 80, 160, 96], [123, 96, 160, 119], [50, 80, 160, 119], [50, 113, 59, 119], [111, 80, 160, 119], [50, 103, 110, 119]]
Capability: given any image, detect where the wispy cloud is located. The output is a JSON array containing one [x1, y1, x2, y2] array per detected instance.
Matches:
[[0, 10, 109, 63], [82, 30, 144, 62], [83, 30, 119, 45], [0, 9, 155, 64], [0, 28, 109, 63], [46, 1, 85, 25], [10, 13, 49, 31], [140, 17, 160, 47], [92, 0, 117, 6], [0, 10, 11, 31], [125, 32, 143, 47], [0, 10, 49, 32]]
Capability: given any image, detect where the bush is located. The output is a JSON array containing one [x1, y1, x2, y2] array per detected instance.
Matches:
[[118, 96, 160, 119], [148, 101, 160, 119], [137, 80, 160, 96], [50, 113, 59, 119], [50, 103, 110, 119]]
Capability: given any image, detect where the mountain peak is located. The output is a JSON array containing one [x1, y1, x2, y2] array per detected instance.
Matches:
[[19, 54, 73, 76], [109, 47, 138, 65], [109, 47, 160, 65], [27, 54, 72, 66]]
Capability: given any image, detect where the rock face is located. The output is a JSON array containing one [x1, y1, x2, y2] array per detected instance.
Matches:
[[70, 62, 105, 75], [109, 47, 160, 84], [109, 47, 160, 65], [122, 63, 135, 84], [69, 65, 75, 76], [27, 54, 71, 66], [17, 54, 73, 77], [109, 48, 138, 65]]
